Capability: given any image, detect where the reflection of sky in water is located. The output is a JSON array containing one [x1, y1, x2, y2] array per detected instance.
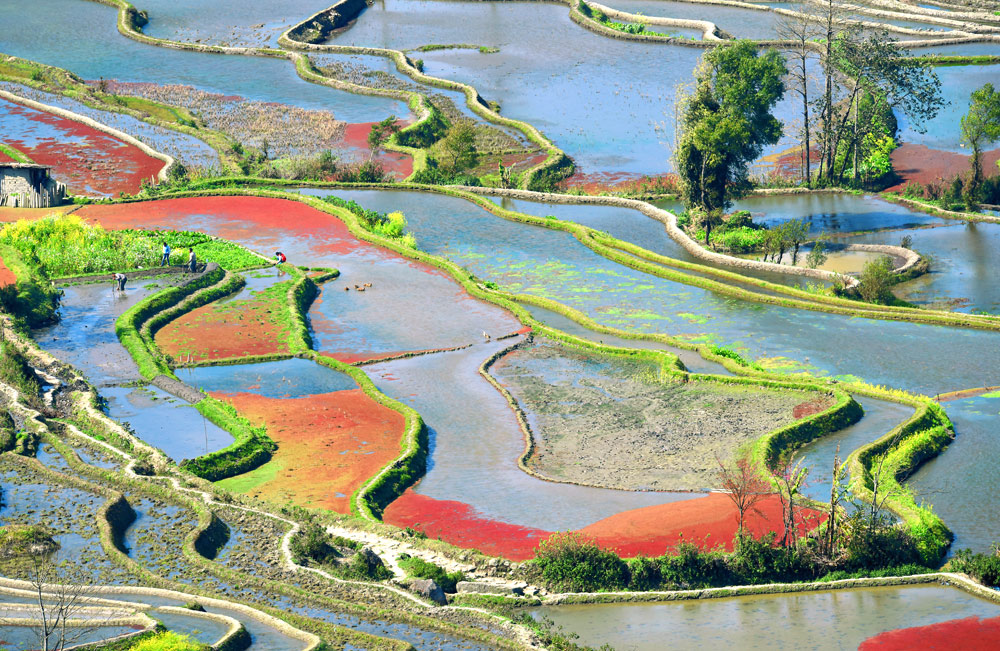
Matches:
[[847, 221, 1000, 314], [326, 189, 1000, 399], [182, 358, 357, 398], [102, 384, 234, 462], [532, 584, 1000, 650], [331, 0, 820, 176], [910, 394, 1000, 552], [368, 342, 701, 530], [0, 0, 406, 124]]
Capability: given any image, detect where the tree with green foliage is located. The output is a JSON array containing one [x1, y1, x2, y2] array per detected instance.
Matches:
[[857, 255, 895, 304], [960, 83, 1000, 202], [367, 115, 401, 159], [806, 237, 828, 269], [822, 29, 943, 185], [783, 219, 810, 265], [439, 121, 478, 173], [674, 41, 786, 223]]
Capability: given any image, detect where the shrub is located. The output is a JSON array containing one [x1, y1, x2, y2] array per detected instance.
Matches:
[[626, 556, 661, 590], [950, 548, 1000, 587], [857, 255, 896, 304], [657, 542, 729, 588], [533, 532, 628, 592], [398, 556, 465, 592], [842, 522, 924, 571], [130, 631, 206, 651], [289, 521, 338, 565]]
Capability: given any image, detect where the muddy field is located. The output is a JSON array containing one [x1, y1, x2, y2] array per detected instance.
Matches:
[[492, 341, 829, 491]]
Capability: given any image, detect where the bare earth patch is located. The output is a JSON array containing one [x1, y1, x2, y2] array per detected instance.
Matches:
[[492, 341, 831, 491]]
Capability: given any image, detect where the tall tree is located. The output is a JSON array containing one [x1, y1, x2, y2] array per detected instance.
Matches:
[[823, 29, 943, 184], [716, 452, 772, 540], [960, 83, 1000, 201], [675, 41, 787, 219], [777, 12, 822, 185]]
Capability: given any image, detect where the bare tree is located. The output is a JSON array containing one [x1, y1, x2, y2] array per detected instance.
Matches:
[[716, 452, 772, 540], [773, 453, 809, 547], [26, 553, 99, 651], [777, 11, 822, 185], [823, 444, 846, 558]]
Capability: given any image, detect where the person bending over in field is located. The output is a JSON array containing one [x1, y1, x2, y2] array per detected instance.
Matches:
[[112, 272, 127, 294], [274, 251, 287, 265]]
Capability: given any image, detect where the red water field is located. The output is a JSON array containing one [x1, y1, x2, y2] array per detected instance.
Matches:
[[340, 121, 413, 180], [859, 615, 1000, 650], [212, 389, 404, 514], [2, 100, 164, 196], [385, 490, 824, 561], [0, 256, 17, 287], [155, 287, 290, 362]]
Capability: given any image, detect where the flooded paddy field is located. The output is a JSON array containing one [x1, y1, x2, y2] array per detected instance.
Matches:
[[0, 81, 219, 171], [529, 584, 1000, 650], [185, 359, 404, 514], [5, 0, 1000, 647], [491, 339, 824, 491], [0, 96, 164, 196]]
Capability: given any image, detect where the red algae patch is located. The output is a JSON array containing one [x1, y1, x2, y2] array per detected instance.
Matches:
[[1, 99, 164, 196], [859, 615, 1000, 650], [156, 282, 290, 362], [211, 389, 404, 514], [888, 143, 1000, 192], [580, 493, 825, 555], [383, 490, 551, 561], [340, 122, 413, 179], [385, 490, 821, 561], [0, 256, 16, 287]]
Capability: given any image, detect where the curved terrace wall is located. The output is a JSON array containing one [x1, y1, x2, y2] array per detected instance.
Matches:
[[0, 88, 175, 184]]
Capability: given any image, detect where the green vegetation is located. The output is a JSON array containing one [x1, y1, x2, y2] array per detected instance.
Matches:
[[960, 82, 1000, 205], [318, 195, 416, 247], [675, 41, 786, 227], [950, 548, 1000, 587], [126, 631, 206, 651], [0, 341, 43, 410], [397, 555, 465, 592], [0, 524, 57, 557], [532, 530, 934, 593], [289, 519, 392, 581], [180, 397, 276, 480], [857, 255, 896, 304], [413, 43, 499, 54], [0, 214, 162, 277], [0, 244, 61, 327], [0, 215, 263, 277], [0, 142, 31, 163], [153, 230, 264, 271]]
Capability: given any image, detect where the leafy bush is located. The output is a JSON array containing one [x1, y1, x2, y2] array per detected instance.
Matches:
[[289, 521, 338, 565], [320, 196, 417, 246], [659, 542, 731, 588], [950, 548, 1000, 587], [534, 533, 629, 592], [857, 255, 896, 304], [130, 631, 206, 651], [398, 555, 465, 592], [0, 214, 160, 276]]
